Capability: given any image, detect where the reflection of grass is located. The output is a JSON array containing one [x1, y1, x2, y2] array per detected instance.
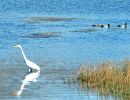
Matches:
[[77, 59, 130, 99]]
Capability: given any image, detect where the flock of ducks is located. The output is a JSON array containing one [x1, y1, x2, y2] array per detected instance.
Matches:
[[91, 23, 128, 29]]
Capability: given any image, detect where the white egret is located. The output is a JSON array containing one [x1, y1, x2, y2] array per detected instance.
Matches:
[[14, 45, 40, 72]]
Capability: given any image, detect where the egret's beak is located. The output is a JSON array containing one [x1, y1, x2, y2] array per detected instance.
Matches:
[[13, 45, 18, 47]]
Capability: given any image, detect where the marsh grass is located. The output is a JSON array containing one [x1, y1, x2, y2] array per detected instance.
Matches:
[[77, 59, 130, 99]]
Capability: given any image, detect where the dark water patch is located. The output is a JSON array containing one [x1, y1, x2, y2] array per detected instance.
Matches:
[[109, 27, 128, 31], [0, 66, 26, 98], [21, 32, 60, 38], [70, 28, 99, 33], [24, 16, 78, 23], [41, 67, 77, 83]]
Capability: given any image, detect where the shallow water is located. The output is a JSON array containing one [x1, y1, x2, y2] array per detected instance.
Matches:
[[0, 0, 130, 99]]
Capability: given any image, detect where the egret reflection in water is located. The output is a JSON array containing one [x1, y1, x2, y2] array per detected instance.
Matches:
[[16, 71, 40, 96]]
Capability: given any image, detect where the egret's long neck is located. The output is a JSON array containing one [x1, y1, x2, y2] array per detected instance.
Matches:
[[19, 46, 27, 61]]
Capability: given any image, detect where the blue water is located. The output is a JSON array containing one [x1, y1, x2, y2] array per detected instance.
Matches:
[[0, 0, 130, 99]]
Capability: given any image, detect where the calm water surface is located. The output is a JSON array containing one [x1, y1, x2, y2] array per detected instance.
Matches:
[[0, 0, 130, 99]]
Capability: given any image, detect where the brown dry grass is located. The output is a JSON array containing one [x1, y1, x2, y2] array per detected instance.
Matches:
[[77, 59, 130, 99]]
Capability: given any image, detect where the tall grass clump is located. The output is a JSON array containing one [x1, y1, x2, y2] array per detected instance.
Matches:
[[77, 59, 130, 98]]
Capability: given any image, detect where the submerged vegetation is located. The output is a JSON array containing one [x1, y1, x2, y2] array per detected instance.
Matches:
[[21, 32, 59, 38], [77, 59, 130, 99], [70, 28, 98, 33], [24, 16, 78, 23]]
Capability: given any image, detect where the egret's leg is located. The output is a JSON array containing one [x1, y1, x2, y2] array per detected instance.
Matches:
[[29, 68, 30, 72], [29, 68, 33, 73]]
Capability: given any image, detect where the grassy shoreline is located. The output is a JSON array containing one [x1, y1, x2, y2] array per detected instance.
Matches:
[[77, 59, 130, 98]]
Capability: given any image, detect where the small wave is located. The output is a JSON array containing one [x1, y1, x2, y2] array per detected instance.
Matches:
[[70, 28, 99, 33], [24, 16, 78, 23], [21, 32, 60, 38]]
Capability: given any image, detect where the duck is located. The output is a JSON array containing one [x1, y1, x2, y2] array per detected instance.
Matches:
[[100, 24, 110, 28], [91, 24, 101, 27], [91, 24, 110, 28], [117, 23, 127, 29]]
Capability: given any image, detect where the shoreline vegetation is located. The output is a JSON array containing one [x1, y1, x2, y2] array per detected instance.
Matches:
[[77, 59, 130, 99]]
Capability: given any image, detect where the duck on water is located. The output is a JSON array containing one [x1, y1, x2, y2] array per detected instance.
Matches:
[[91, 24, 111, 28], [117, 23, 127, 29]]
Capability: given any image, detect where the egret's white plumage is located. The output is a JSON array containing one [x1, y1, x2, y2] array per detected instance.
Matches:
[[14, 45, 40, 72]]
